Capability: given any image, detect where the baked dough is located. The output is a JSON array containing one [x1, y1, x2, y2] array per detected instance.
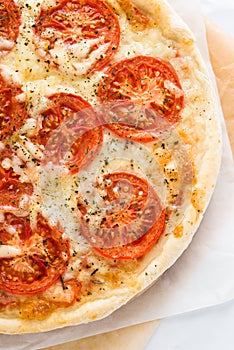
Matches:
[[0, 0, 221, 333]]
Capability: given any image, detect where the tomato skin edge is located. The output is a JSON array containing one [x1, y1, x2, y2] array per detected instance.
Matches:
[[97, 55, 184, 143], [0, 217, 70, 295], [86, 209, 166, 260], [33, 0, 121, 75], [0, 267, 64, 295]]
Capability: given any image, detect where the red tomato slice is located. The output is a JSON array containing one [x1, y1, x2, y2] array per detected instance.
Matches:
[[0, 213, 70, 295], [0, 0, 21, 58], [0, 146, 33, 211], [98, 56, 184, 142], [0, 69, 28, 142], [33, 0, 120, 75], [117, 0, 149, 30], [31, 92, 103, 174], [80, 172, 166, 259]]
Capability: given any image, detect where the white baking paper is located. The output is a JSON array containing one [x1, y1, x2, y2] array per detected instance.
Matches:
[[201, 0, 234, 36], [0, 0, 234, 349]]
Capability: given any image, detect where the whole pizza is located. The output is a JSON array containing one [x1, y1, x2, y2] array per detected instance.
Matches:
[[0, 0, 221, 333]]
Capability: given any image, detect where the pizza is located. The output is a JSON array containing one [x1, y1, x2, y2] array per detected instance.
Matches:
[[0, 0, 221, 334]]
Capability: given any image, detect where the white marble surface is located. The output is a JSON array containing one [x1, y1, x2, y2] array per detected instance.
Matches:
[[146, 1, 234, 349]]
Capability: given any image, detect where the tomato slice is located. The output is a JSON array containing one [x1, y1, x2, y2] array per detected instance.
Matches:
[[80, 172, 166, 259], [33, 0, 120, 75], [117, 0, 149, 30], [31, 92, 103, 174], [0, 146, 33, 211], [0, 213, 70, 294], [98, 56, 184, 142], [0, 0, 21, 58], [0, 69, 28, 142]]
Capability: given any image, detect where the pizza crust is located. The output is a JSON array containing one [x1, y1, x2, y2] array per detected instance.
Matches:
[[0, 0, 221, 333]]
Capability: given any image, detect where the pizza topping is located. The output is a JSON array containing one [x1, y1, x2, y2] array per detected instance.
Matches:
[[0, 213, 70, 294], [33, 0, 120, 76], [117, 0, 150, 30], [0, 245, 22, 258], [0, 67, 28, 143], [0, 38, 14, 53], [0, 146, 33, 212], [98, 56, 184, 142], [0, 0, 21, 58], [42, 278, 81, 305], [80, 172, 166, 259], [30, 92, 103, 174]]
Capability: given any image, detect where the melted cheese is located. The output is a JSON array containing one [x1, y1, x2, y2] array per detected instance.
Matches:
[[0, 64, 21, 85], [0, 0, 196, 256], [72, 43, 110, 76], [0, 0, 198, 238], [49, 39, 110, 76], [0, 245, 22, 258], [164, 80, 184, 97], [1, 157, 12, 170], [0, 38, 14, 56]]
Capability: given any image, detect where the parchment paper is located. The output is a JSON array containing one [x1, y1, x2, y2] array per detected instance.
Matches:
[[1, 1, 234, 349], [205, 19, 234, 154]]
